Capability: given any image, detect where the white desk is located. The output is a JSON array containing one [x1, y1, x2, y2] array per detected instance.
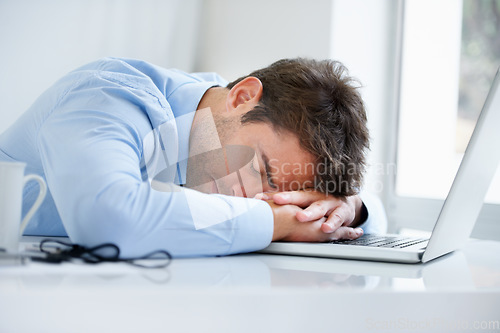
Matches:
[[1, 239, 499, 333]]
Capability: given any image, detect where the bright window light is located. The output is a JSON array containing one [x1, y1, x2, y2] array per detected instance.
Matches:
[[396, 0, 500, 204]]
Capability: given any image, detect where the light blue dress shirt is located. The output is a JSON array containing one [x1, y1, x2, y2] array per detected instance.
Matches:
[[0, 57, 386, 257]]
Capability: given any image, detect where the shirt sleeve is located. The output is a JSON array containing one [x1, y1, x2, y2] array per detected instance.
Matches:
[[36, 75, 273, 258], [357, 191, 388, 234]]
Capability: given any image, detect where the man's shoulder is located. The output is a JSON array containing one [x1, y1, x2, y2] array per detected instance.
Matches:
[[70, 57, 227, 96]]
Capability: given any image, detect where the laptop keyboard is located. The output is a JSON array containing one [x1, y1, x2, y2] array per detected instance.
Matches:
[[331, 235, 428, 249]]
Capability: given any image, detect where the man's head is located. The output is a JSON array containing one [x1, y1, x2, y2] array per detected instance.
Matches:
[[188, 58, 369, 198], [226, 58, 369, 196]]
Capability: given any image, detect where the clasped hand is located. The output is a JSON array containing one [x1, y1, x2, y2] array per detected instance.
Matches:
[[255, 191, 366, 242]]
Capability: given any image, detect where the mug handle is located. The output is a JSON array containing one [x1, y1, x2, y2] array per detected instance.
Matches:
[[19, 174, 47, 235]]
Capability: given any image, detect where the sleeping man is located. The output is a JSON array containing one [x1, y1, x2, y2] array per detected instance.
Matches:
[[0, 57, 387, 257]]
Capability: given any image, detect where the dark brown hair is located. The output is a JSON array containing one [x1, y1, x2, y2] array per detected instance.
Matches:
[[227, 58, 369, 196]]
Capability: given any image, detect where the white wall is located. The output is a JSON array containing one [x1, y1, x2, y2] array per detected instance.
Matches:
[[0, 0, 202, 134], [195, 0, 332, 80]]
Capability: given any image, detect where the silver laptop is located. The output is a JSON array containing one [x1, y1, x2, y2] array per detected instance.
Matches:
[[260, 68, 500, 264]]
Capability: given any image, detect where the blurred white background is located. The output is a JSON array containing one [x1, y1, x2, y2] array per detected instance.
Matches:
[[1, 0, 498, 237]]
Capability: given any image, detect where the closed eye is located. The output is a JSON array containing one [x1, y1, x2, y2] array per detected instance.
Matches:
[[250, 155, 277, 189], [266, 169, 277, 189], [262, 154, 278, 189]]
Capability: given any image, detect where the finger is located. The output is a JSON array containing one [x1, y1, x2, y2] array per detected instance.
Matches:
[[320, 212, 345, 233], [321, 201, 356, 232], [254, 191, 281, 201], [327, 226, 364, 241], [253, 193, 270, 200], [296, 200, 331, 222], [273, 190, 331, 207]]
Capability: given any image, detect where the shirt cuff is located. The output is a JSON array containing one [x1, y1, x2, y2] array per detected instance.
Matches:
[[357, 191, 388, 234], [226, 198, 274, 255]]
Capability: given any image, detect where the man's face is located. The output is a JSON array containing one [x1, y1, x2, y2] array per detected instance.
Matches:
[[186, 112, 316, 198]]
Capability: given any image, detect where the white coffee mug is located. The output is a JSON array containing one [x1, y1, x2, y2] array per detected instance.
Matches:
[[0, 162, 47, 252]]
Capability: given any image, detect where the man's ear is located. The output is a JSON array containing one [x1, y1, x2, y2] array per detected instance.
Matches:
[[226, 77, 263, 112]]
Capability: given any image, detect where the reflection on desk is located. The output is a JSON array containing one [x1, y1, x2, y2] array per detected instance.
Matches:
[[0, 238, 499, 333], [2, 239, 498, 291]]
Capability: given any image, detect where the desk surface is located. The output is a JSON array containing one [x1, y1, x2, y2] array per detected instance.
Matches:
[[1, 238, 499, 333]]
